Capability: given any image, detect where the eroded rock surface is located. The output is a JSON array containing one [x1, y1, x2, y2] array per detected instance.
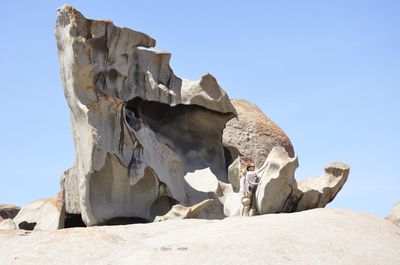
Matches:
[[223, 99, 294, 168], [55, 5, 350, 226], [255, 147, 301, 214], [296, 162, 350, 211], [224, 147, 350, 216], [56, 5, 235, 226]]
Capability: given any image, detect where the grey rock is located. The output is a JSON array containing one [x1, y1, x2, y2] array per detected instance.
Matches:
[[255, 147, 302, 214], [55, 5, 235, 226], [296, 162, 350, 211], [61, 165, 80, 214]]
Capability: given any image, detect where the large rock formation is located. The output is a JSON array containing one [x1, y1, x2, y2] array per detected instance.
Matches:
[[55, 5, 349, 227], [223, 99, 294, 168], [56, 5, 235, 226], [1, 208, 399, 265]]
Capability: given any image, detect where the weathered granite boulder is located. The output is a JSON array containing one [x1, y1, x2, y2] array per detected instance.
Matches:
[[386, 202, 400, 226], [13, 198, 65, 231], [55, 5, 350, 226], [0, 219, 16, 230], [56, 5, 235, 226], [223, 99, 294, 168], [296, 162, 350, 211], [0, 204, 20, 219], [224, 147, 350, 216], [255, 147, 301, 214]]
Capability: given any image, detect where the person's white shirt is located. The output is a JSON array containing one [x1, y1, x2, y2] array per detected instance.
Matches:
[[239, 162, 269, 195]]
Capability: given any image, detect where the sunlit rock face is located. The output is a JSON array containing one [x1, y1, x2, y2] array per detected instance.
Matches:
[[55, 5, 235, 226], [222, 99, 295, 168], [55, 5, 350, 227], [223, 147, 350, 217]]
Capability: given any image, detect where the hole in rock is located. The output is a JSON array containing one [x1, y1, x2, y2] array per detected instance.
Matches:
[[64, 214, 86, 228], [104, 217, 150, 225], [150, 196, 179, 219], [18, 221, 37, 231], [107, 68, 118, 82], [124, 97, 235, 182], [223, 145, 241, 168]]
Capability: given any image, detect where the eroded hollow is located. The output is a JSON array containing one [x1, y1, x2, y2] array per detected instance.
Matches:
[[18, 221, 36, 231], [150, 195, 179, 219], [125, 97, 235, 182], [104, 217, 150, 225], [64, 214, 86, 228]]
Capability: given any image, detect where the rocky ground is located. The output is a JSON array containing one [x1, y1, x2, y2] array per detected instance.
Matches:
[[0, 208, 399, 265]]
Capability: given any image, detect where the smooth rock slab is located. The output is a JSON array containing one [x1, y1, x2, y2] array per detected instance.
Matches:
[[0, 208, 399, 265]]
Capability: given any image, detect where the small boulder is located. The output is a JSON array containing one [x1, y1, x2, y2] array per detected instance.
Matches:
[[223, 99, 295, 168], [0, 204, 21, 219], [13, 198, 65, 231], [154, 199, 214, 222], [386, 202, 400, 226]]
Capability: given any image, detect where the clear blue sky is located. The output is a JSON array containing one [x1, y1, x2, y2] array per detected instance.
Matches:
[[1, 1, 399, 217]]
